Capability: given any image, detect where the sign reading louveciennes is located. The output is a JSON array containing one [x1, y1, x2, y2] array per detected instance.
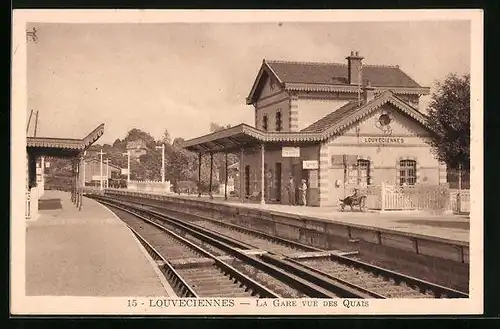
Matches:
[[362, 137, 405, 144], [282, 147, 300, 158]]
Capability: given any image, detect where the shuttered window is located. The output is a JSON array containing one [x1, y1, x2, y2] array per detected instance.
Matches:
[[399, 160, 416, 185], [263, 115, 268, 131], [275, 111, 282, 131]]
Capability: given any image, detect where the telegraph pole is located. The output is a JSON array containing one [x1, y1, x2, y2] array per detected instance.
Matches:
[[156, 144, 165, 183], [98, 149, 105, 190]]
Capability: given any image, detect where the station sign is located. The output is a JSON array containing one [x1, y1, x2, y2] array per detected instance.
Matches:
[[302, 160, 319, 170], [121, 168, 129, 175], [282, 147, 300, 158], [362, 137, 405, 144], [45, 162, 50, 168]]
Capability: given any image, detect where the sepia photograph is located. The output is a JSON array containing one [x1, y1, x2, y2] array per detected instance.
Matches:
[[11, 9, 483, 315]]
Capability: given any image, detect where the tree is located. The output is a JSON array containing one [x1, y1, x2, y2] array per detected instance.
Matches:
[[426, 73, 470, 170], [112, 138, 126, 151], [124, 128, 156, 150], [209, 122, 231, 133], [168, 137, 197, 187]]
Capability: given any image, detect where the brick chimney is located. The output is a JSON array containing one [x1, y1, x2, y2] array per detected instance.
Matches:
[[346, 50, 363, 85], [363, 80, 375, 102]]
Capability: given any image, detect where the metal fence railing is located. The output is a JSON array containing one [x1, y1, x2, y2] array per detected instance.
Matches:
[[449, 189, 471, 214], [361, 183, 469, 214]]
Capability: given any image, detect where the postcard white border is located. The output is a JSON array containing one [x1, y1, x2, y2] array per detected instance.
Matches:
[[11, 9, 483, 315]]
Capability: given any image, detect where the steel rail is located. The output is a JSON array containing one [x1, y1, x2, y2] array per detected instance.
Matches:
[[137, 202, 382, 298], [146, 201, 468, 298], [95, 195, 372, 299], [128, 225, 198, 298], [101, 192, 470, 299], [325, 253, 469, 298], [98, 198, 280, 298], [130, 197, 325, 253]]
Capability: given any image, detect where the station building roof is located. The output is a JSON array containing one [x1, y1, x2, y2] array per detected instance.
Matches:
[[182, 91, 433, 154], [246, 59, 430, 104], [27, 123, 105, 158], [83, 158, 122, 171]]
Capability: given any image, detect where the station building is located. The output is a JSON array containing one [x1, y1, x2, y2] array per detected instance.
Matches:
[[182, 51, 446, 207], [126, 140, 148, 161], [82, 158, 121, 186]]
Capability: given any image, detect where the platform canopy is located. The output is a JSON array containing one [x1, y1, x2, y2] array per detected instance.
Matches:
[[182, 91, 433, 154], [27, 123, 105, 158], [181, 123, 321, 153]]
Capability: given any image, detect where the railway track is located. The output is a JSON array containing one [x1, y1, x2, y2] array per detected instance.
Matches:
[[93, 193, 469, 299], [106, 205, 269, 298], [98, 197, 371, 299]]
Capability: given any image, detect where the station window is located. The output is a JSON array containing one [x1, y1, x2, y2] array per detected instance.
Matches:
[[347, 159, 371, 186], [357, 159, 371, 186], [263, 115, 268, 131], [275, 110, 282, 131], [399, 160, 417, 185]]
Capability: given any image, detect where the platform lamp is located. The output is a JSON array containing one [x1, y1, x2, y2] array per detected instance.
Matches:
[[122, 151, 131, 183], [104, 158, 110, 188], [98, 149, 106, 191], [155, 144, 165, 183]]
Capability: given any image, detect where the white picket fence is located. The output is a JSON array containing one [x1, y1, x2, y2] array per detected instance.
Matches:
[[362, 183, 470, 213], [82, 186, 104, 195], [449, 189, 471, 214], [127, 180, 172, 194]]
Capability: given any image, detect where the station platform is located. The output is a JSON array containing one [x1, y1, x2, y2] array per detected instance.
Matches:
[[25, 190, 175, 297], [219, 197, 469, 244], [124, 191, 470, 244]]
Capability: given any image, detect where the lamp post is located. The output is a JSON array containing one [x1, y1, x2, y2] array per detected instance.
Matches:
[[122, 151, 130, 183], [155, 144, 165, 183], [104, 159, 110, 188], [98, 149, 106, 190]]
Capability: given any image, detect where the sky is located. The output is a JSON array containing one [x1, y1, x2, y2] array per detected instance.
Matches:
[[26, 20, 471, 144]]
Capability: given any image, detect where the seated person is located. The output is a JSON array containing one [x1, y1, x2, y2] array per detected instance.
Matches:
[[350, 188, 360, 199]]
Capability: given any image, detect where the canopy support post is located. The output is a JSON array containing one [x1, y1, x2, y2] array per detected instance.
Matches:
[[239, 147, 244, 202], [260, 143, 265, 205], [198, 153, 202, 197], [209, 152, 214, 199], [224, 150, 228, 201]]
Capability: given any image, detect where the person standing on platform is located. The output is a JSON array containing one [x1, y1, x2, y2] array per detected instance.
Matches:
[[299, 179, 308, 206], [286, 175, 296, 206]]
